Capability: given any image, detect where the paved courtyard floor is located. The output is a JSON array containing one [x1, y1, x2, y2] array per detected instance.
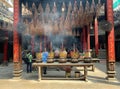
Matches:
[[0, 59, 120, 89]]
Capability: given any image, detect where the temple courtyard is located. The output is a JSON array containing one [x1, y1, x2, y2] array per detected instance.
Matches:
[[0, 59, 120, 89]]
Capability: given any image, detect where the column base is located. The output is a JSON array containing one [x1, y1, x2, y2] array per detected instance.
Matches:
[[106, 62, 116, 81], [13, 62, 22, 79], [106, 77, 117, 81], [2, 62, 8, 66], [13, 70, 22, 77], [106, 70, 116, 81]]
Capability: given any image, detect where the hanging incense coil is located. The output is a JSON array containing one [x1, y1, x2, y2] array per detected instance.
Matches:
[[29, 22, 36, 35], [37, 21, 44, 35], [53, 21, 59, 35], [71, 11, 76, 28]]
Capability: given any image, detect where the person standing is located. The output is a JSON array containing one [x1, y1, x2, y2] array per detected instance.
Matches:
[[42, 48, 49, 74], [22, 50, 28, 64], [26, 51, 33, 73]]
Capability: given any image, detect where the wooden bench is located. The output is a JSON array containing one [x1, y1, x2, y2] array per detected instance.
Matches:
[[32, 62, 94, 81]]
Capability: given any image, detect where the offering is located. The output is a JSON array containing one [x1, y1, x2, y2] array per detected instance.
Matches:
[[47, 51, 54, 63], [36, 52, 42, 62], [59, 49, 67, 63]]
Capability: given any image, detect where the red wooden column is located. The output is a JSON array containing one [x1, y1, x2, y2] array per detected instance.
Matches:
[[83, 26, 87, 52], [86, 25, 90, 51], [3, 31, 8, 65], [13, 0, 21, 78], [94, 17, 99, 57], [106, 0, 116, 80]]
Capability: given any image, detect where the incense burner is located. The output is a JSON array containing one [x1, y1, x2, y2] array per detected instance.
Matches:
[[59, 50, 67, 63], [71, 51, 79, 63], [36, 52, 42, 62], [47, 51, 54, 63]]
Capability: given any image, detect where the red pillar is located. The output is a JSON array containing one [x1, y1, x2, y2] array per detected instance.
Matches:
[[87, 25, 90, 51], [13, 0, 19, 62], [3, 31, 8, 65], [106, 0, 116, 80], [13, 0, 21, 78], [83, 26, 87, 52], [94, 17, 99, 57]]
